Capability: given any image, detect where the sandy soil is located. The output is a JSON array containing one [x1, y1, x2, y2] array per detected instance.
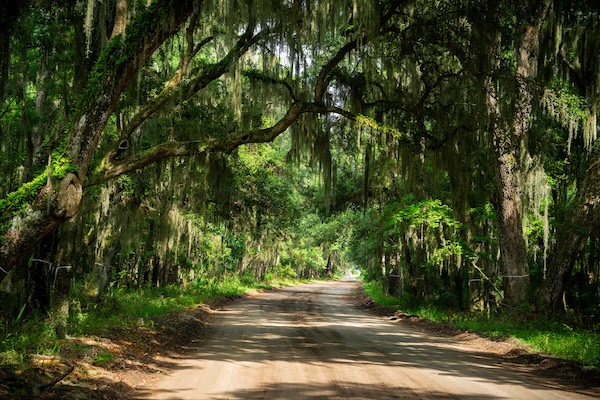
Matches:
[[4, 279, 598, 399], [132, 279, 600, 399]]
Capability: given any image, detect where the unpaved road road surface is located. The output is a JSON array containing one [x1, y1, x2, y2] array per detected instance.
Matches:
[[137, 279, 599, 399]]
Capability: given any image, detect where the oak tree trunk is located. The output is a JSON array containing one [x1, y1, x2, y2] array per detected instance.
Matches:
[[0, 0, 203, 282], [482, 33, 531, 306], [539, 159, 600, 311], [480, 0, 549, 307]]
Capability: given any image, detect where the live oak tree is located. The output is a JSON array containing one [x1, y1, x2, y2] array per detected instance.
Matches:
[[0, 0, 599, 318], [536, 0, 600, 311], [326, 0, 599, 311], [0, 0, 388, 276]]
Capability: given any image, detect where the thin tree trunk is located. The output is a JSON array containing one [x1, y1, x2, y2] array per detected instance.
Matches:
[[539, 158, 600, 311], [0, 26, 9, 101], [28, 233, 58, 313], [402, 233, 417, 297], [0, 2, 27, 101], [416, 129, 427, 299], [30, 50, 49, 163], [387, 237, 400, 296]]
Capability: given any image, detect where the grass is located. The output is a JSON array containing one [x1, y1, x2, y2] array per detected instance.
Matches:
[[0, 274, 315, 370], [0, 319, 60, 367], [5, 276, 598, 370], [68, 274, 310, 335], [362, 280, 600, 367], [93, 350, 114, 367]]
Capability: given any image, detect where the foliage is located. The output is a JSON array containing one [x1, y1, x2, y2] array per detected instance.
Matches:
[[362, 281, 600, 367], [0, 273, 318, 370], [0, 0, 599, 372], [0, 155, 77, 233]]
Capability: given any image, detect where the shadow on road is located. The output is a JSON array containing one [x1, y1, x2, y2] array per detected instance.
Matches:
[[140, 381, 506, 400], [131, 280, 599, 399]]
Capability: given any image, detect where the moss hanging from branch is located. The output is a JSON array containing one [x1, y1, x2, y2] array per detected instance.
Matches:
[[540, 86, 591, 153]]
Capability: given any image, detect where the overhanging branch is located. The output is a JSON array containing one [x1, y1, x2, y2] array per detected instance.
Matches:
[[87, 102, 358, 186], [243, 69, 298, 101], [119, 21, 266, 142]]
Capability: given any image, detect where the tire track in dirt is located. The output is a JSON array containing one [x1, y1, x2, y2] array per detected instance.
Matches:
[[135, 279, 599, 399]]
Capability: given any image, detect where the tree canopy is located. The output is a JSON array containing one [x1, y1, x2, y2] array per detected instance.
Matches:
[[0, 0, 599, 324]]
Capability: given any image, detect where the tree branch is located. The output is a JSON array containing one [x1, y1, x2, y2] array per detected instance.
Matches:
[[243, 69, 298, 101], [71, 0, 205, 178], [88, 102, 357, 185], [314, 39, 360, 101], [0, 0, 204, 280], [119, 21, 263, 142]]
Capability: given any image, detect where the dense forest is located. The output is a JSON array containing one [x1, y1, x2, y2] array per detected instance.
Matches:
[[0, 0, 599, 341]]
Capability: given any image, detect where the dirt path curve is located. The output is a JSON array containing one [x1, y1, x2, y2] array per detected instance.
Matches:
[[135, 279, 598, 399]]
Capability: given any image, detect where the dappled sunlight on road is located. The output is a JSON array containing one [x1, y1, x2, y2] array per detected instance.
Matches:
[[136, 280, 597, 400]]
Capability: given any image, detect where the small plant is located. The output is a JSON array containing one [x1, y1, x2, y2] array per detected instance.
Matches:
[[276, 264, 298, 280], [93, 350, 113, 367]]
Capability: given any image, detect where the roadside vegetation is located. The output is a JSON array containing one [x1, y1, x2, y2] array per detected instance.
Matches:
[[0, 273, 320, 371], [362, 281, 600, 368], [1, 0, 599, 390]]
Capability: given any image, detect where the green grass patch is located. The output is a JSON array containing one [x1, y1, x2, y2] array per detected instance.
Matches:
[[0, 317, 61, 368], [361, 281, 403, 307], [93, 350, 113, 367], [361, 280, 600, 367], [453, 318, 600, 367], [68, 276, 255, 335], [0, 274, 321, 370]]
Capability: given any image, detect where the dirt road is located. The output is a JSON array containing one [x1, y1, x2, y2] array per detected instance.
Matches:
[[136, 279, 598, 399]]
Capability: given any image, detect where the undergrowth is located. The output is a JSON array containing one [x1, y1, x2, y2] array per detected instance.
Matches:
[[362, 281, 600, 368], [0, 274, 310, 370]]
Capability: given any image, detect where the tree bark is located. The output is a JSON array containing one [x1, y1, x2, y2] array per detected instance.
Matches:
[[539, 158, 600, 311], [482, 26, 531, 306], [110, 0, 128, 40], [0, 0, 204, 281], [489, 95, 531, 306], [480, 0, 549, 307]]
